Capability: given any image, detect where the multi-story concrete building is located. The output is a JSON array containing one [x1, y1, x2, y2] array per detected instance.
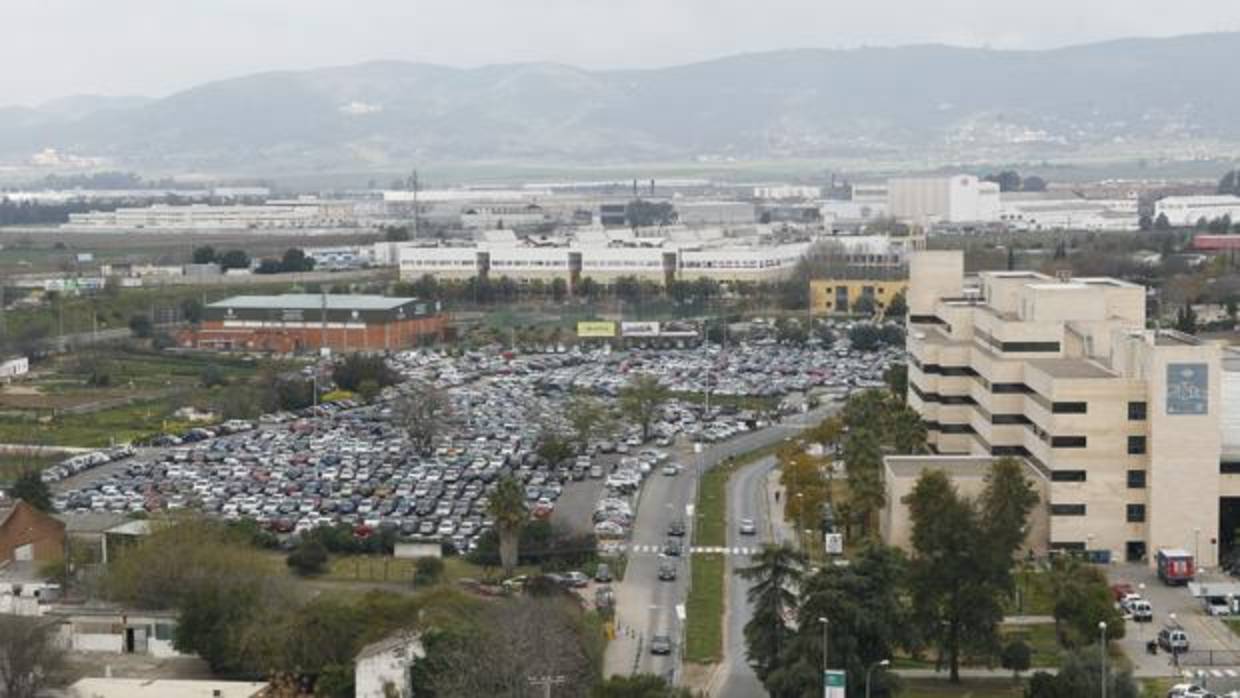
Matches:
[[888, 175, 1000, 224], [901, 250, 1231, 566], [810, 278, 908, 315]]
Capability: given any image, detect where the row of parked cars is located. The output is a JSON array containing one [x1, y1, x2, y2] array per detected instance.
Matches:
[[39, 446, 136, 484]]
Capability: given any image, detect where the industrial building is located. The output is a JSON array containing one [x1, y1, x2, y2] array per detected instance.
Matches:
[[1154, 195, 1240, 227], [61, 198, 359, 232], [892, 250, 1240, 567], [998, 192, 1139, 232], [887, 175, 1000, 224], [177, 294, 445, 353]]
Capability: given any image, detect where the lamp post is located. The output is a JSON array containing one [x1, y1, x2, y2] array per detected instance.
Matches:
[[866, 659, 890, 698], [1195, 528, 1201, 569], [1099, 621, 1107, 698], [1137, 583, 1146, 638], [819, 616, 829, 689], [1169, 613, 1179, 668]]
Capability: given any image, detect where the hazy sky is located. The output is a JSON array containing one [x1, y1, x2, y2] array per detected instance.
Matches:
[[6, 0, 1240, 106]]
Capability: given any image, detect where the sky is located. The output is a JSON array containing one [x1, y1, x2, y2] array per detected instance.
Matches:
[[6, 0, 1240, 106]]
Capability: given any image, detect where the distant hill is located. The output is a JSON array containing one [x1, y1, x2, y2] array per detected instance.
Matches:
[[3, 33, 1240, 173]]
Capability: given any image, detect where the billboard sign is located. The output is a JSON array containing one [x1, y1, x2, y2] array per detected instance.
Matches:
[[824, 670, 846, 698], [576, 321, 617, 338], [621, 321, 660, 337], [1167, 363, 1208, 415]]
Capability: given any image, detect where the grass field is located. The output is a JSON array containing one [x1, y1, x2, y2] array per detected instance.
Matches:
[[0, 451, 62, 482], [683, 455, 742, 664], [901, 678, 1024, 698], [1001, 623, 1061, 668], [1007, 568, 1056, 616]]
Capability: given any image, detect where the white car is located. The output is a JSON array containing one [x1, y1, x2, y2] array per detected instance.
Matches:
[[662, 464, 679, 477], [739, 518, 757, 535], [1167, 684, 1210, 698]]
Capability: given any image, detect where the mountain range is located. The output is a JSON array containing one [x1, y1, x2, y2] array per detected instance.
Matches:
[[3, 32, 1239, 174]]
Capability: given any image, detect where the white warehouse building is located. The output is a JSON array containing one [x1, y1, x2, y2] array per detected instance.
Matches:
[[1154, 195, 1240, 227], [887, 175, 1000, 224], [999, 193, 1140, 232]]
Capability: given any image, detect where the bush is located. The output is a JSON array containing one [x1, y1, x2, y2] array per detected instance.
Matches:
[[413, 557, 445, 586], [286, 539, 329, 576], [1001, 638, 1031, 679]]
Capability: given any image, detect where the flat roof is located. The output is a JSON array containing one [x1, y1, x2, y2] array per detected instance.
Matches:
[[207, 294, 416, 312], [68, 678, 267, 698], [1025, 358, 1115, 379], [884, 455, 1049, 481]]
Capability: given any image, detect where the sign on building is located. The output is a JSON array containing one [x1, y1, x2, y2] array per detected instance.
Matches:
[[1167, 363, 1208, 415], [824, 670, 846, 698], [825, 533, 844, 555], [621, 321, 660, 337], [576, 321, 617, 338]]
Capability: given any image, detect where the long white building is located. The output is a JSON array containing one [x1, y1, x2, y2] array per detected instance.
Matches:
[[62, 199, 359, 232], [999, 193, 1140, 232], [396, 240, 810, 284], [1154, 195, 1240, 227]]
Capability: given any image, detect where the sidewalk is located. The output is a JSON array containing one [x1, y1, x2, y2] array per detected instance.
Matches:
[[764, 465, 795, 546]]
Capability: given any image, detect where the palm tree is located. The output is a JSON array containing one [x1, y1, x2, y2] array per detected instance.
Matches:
[[736, 543, 807, 683], [886, 405, 928, 454], [488, 476, 528, 578]]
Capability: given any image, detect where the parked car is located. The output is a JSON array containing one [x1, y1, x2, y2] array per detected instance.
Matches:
[[667, 520, 686, 537], [594, 563, 613, 583], [739, 518, 757, 535], [658, 561, 677, 581], [650, 634, 673, 655], [1158, 626, 1190, 654]]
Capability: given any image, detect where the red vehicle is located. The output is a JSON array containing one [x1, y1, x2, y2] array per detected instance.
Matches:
[[1156, 549, 1195, 586], [1110, 583, 1135, 602]]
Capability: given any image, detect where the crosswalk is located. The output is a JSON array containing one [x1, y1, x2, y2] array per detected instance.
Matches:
[[606, 543, 760, 556], [1181, 668, 1240, 678]]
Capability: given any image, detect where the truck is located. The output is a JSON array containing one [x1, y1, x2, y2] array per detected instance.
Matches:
[[1157, 548, 1195, 586]]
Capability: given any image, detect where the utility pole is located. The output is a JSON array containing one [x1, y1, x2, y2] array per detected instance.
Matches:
[[411, 168, 420, 241], [527, 675, 565, 698]]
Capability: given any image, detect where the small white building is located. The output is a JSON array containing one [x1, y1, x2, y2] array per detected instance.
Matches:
[[68, 678, 268, 698], [0, 356, 29, 381], [355, 632, 424, 698], [49, 606, 185, 658], [1154, 195, 1240, 227], [887, 175, 1000, 224]]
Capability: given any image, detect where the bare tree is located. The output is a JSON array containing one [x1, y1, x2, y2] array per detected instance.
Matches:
[[397, 380, 453, 454], [0, 614, 68, 698]]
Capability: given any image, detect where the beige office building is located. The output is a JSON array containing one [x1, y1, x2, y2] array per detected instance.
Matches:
[[899, 250, 1234, 566]]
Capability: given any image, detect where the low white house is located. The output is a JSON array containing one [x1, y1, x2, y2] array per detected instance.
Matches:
[[48, 605, 185, 658], [0, 356, 29, 381], [355, 632, 424, 698]]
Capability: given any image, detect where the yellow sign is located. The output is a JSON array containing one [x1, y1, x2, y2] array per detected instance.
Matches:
[[576, 321, 617, 338]]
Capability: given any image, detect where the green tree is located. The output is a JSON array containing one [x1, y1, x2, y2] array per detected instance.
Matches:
[[357, 379, 381, 403], [1000, 639, 1031, 681], [885, 291, 908, 319], [984, 171, 1022, 192], [977, 457, 1040, 587], [1039, 647, 1139, 698], [886, 404, 927, 454], [853, 294, 878, 317], [286, 538, 329, 576], [1023, 175, 1048, 192], [488, 476, 529, 578], [180, 297, 205, 324], [0, 615, 68, 698], [736, 543, 806, 684], [218, 249, 251, 270], [414, 556, 445, 586], [128, 313, 154, 338], [551, 277, 568, 302], [191, 245, 217, 264], [10, 470, 52, 512], [619, 374, 669, 442], [789, 544, 906, 698], [535, 428, 575, 467], [333, 354, 398, 392], [884, 364, 908, 402], [566, 395, 613, 450], [904, 470, 1003, 682], [1050, 558, 1125, 648], [1154, 212, 1171, 231], [396, 381, 452, 454], [1175, 303, 1198, 334], [848, 324, 881, 351], [843, 429, 885, 538]]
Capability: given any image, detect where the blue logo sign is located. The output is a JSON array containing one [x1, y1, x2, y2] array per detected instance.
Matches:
[[1166, 363, 1208, 415]]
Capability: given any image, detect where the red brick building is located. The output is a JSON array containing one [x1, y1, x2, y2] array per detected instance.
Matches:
[[178, 294, 446, 353], [0, 499, 65, 563]]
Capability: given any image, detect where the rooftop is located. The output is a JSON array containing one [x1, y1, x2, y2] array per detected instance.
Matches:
[[1025, 358, 1115, 379], [207, 294, 416, 312], [884, 455, 1049, 481]]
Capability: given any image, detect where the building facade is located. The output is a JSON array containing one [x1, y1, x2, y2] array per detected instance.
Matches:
[[178, 294, 445, 353], [905, 250, 1228, 566], [0, 500, 65, 563], [888, 175, 1000, 224], [810, 279, 908, 315], [1155, 195, 1240, 227]]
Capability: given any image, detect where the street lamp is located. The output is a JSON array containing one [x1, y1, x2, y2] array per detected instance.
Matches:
[[818, 616, 829, 678], [1195, 528, 1201, 569], [1099, 621, 1107, 698], [866, 659, 890, 698]]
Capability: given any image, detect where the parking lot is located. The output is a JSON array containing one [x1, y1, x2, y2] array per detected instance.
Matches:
[[49, 337, 899, 555]]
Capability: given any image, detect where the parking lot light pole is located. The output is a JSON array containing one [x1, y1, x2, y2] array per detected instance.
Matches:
[[818, 616, 829, 685], [1099, 621, 1107, 698], [866, 659, 890, 698], [1195, 528, 1201, 569]]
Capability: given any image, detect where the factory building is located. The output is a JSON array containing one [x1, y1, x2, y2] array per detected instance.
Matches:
[[177, 294, 445, 353]]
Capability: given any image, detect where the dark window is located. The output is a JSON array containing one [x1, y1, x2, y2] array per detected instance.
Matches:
[[910, 314, 948, 326], [1051, 503, 1087, 516], [938, 422, 975, 434], [1002, 341, 1061, 353], [1051, 470, 1087, 482], [992, 383, 1034, 394], [1127, 436, 1146, 455], [1126, 504, 1146, 523], [1127, 470, 1146, 488], [1128, 402, 1147, 421], [940, 366, 978, 377], [1223, 461, 1240, 475], [1052, 402, 1087, 414], [1051, 436, 1088, 448], [992, 414, 1032, 425], [992, 445, 1030, 457]]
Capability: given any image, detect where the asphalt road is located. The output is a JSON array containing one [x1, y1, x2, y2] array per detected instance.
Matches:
[[603, 402, 840, 685], [718, 455, 780, 698]]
